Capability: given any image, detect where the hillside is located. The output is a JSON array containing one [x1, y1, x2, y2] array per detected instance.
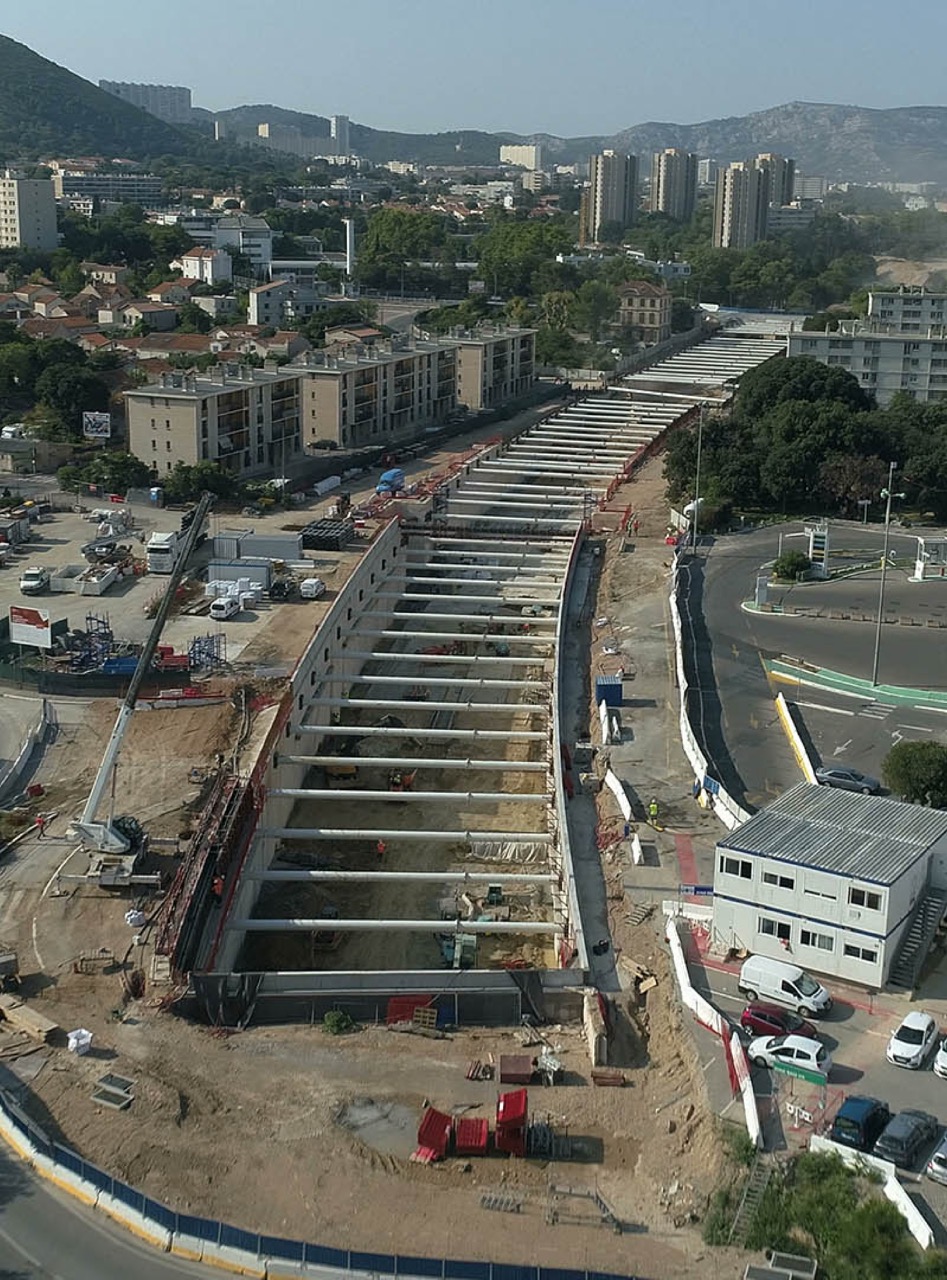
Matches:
[[0, 33, 194, 159]]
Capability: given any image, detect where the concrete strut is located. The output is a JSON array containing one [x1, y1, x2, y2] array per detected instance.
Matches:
[[352, 628, 558, 644], [426, 536, 575, 548], [359, 610, 559, 627], [251, 870, 556, 883], [299, 724, 548, 741], [342, 651, 548, 666], [381, 591, 561, 606], [401, 562, 569, 575], [285, 755, 548, 771], [260, 827, 553, 843], [269, 788, 551, 803], [442, 514, 583, 527], [307, 697, 550, 714], [352, 674, 548, 689], [230, 918, 562, 934]]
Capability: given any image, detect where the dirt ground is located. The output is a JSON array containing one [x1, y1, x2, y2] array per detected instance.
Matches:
[[873, 254, 947, 288], [1, 433, 755, 1278]]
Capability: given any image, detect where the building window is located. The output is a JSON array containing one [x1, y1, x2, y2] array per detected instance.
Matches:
[[849, 887, 881, 911], [843, 943, 878, 963], [151, 439, 156, 451], [758, 916, 791, 942], [719, 855, 752, 879], [803, 881, 836, 901], [762, 871, 794, 890], [800, 929, 834, 951], [166, 440, 171, 451]]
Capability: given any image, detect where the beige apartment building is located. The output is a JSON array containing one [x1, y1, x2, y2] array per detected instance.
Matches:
[[0, 170, 57, 251], [453, 325, 536, 411], [126, 365, 302, 479], [300, 336, 459, 450]]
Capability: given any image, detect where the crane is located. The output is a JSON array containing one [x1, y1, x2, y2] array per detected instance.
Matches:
[[75, 491, 215, 858]]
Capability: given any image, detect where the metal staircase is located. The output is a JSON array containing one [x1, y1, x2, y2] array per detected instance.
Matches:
[[728, 1155, 772, 1245], [888, 888, 947, 991]]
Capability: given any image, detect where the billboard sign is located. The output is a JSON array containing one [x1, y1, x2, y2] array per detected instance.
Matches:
[[9, 605, 52, 649], [82, 411, 111, 440]]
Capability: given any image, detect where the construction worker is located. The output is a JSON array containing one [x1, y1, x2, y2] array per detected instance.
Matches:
[[389, 771, 403, 792], [34, 814, 46, 839], [632, 518, 640, 537], [648, 797, 660, 824], [376, 839, 387, 860], [211, 874, 224, 904]]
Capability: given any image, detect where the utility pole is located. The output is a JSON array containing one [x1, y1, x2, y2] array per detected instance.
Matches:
[[871, 462, 905, 687], [691, 403, 704, 555]]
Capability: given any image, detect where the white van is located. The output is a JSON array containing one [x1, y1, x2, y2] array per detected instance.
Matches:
[[738, 955, 832, 1018], [299, 577, 326, 600], [209, 595, 240, 621]]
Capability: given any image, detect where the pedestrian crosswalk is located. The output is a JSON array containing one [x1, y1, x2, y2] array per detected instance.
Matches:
[[859, 701, 896, 721]]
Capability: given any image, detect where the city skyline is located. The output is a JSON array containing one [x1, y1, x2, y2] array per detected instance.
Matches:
[[3, 0, 947, 137]]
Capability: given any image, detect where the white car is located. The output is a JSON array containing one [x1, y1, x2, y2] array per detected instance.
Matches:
[[933, 1038, 947, 1079], [886, 1011, 938, 1069], [747, 1034, 832, 1077]]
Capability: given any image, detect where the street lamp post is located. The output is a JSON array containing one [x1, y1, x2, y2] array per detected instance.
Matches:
[[870, 462, 906, 687], [691, 403, 704, 554]]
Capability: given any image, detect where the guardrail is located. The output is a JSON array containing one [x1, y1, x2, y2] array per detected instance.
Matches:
[[774, 692, 818, 784], [0, 1086, 638, 1280]]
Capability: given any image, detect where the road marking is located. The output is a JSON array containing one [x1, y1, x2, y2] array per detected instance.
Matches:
[[798, 701, 855, 717], [900, 724, 934, 733], [702, 1056, 717, 1072], [918, 706, 947, 715], [832, 739, 853, 757], [892, 731, 903, 746]]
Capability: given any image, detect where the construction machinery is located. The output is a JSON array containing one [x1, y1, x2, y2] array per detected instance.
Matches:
[[73, 491, 215, 885]]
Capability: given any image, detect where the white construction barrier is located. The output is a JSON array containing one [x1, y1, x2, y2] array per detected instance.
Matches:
[[630, 832, 643, 865], [603, 768, 632, 822], [775, 692, 818, 784]]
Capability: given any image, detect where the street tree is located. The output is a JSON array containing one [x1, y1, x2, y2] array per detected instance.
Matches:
[[883, 740, 947, 806]]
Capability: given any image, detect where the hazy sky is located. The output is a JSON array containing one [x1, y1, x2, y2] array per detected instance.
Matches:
[[5, 0, 946, 135]]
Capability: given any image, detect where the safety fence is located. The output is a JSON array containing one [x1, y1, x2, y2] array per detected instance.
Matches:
[[0, 697, 47, 800], [0, 1086, 641, 1280], [664, 916, 761, 1149], [667, 554, 752, 833]]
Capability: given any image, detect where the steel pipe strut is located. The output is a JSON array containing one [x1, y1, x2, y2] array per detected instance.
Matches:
[[260, 827, 553, 842], [252, 871, 556, 884], [299, 724, 547, 740], [351, 630, 556, 646], [284, 755, 548, 771], [344, 652, 546, 666], [309, 698, 550, 713], [230, 918, 561, 935], [352, 674, 547, 689], [270, 788, 550, 803]]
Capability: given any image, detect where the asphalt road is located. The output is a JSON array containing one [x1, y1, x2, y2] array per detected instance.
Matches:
[[695, 524, 947, 806], [0, 1142, 208, 1280], [688, 958, 947, 1240]]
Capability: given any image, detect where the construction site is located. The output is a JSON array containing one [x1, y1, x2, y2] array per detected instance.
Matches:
[[0, 323, 791, 1279]]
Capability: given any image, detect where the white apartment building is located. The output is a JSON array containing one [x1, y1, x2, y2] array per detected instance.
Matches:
[[248, 279, 325, 327], [868, 286, 947, 330], [52, 171, 164, 205], [0, 171, 57, 251], [176, 246, 232, 285], [649, 149, 697, 222], [214, 216, 273, 272], [499, 144, 544, 171], [712, 784, 947, 988], [788, 322, 947, 405], [713, 161, 769, 249], [99, 81, 192, 124], [697, 158, 717, 186], [330, 115, 351, 156]]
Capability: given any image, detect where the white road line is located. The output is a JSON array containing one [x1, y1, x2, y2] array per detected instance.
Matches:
[[797, 701, 856, 717], [702, 1056, 717, 1072], [901, 724, 934, 733], [918, 706, 947, 715]]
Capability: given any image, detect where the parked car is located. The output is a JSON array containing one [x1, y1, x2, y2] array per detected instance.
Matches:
[[830, 1095, 892, 1152], [927, 1132, 947, 1184], [934, 1038, 947, 1079], [738, 956, 832, 1017], [886, 1011, 938, 1069], [815, 766, 880, 794], [740, 1003, 817, 1041], [874, 1110, 939, 1169], [18, 566, 49, 595], [747, 1034, 832, 1077]]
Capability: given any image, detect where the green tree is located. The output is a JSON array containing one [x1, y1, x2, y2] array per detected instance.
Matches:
[[773, 550, 812, 579], [34, 365, 110, 435], [883, 740, 947, 806], [573, 279, 617, 341], [57, 452, 151, 494], [737, 355, 872, 421], [177, 302, 213, 334]]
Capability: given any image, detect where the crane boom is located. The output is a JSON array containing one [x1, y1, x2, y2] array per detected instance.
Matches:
[[76, 492, 215, 853]]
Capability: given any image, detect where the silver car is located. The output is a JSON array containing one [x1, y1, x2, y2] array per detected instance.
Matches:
[[815, 766, 880, 794], [927, 1133, 947, 1185]]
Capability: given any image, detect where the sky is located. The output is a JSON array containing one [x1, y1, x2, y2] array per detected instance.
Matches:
[[5, 0, 947, 136]]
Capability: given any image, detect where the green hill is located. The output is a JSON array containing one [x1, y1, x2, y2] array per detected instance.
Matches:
[[0, 32, 194, 159]]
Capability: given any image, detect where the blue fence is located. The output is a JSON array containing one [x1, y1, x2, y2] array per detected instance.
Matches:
[[0, 1090, 641, 1279]]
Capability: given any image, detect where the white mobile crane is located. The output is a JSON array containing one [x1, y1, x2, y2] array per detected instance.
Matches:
[[74, 493, 215, 884]]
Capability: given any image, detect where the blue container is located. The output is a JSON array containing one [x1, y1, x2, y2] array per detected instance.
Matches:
[[102, 656, 138, 675], [595, 675, 623, 707]]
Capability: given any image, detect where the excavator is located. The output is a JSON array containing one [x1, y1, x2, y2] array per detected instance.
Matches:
[[73, 492, 215, 886]]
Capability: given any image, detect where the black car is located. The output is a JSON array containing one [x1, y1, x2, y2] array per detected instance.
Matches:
[[830, 1095, 892, 1152], [873, 1109, 939, 1169]]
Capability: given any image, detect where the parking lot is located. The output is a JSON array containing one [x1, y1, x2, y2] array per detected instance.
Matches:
[[685, 945, 947, 1239]]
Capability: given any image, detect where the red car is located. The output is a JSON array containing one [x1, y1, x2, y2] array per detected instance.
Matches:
[[740, 1002, 817, 1041]]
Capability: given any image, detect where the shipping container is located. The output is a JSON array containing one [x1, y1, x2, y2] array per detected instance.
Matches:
[[206, 559, 272, 589], [595, 675, 623, 708]]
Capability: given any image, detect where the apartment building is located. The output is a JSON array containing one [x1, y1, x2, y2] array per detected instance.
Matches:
[[452, 325, 536, 411], [713, 161, 770, 249], [788, 321, 947, 405], [766, 203, 817, 235], [868, 286, 947, 330], [754, 153, 796, 207], [615, 281, 672, 344], [499, 143, 544, 171], [696, 158, 717, 187], [330, 115, 351, 156], [126, 365, 302, 478], [248, 279, 325, 327], [299, 337, 458, 450], [649, 149, 698, 222], [177, 246, 232, 284], [98, 81, 192, 124], [581, 151, 638, 244], [712, 783, 947, 987], [53, 171, 164, 205], [213, 215, 273, 272], [0, 171, 57, 250]]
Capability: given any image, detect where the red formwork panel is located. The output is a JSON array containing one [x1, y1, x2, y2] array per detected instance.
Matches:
[[385, 995, 434, 1025], [416, 1107, 453, 1160], [495, 1089, 528, 1157], [453, 1117, 489, 1157]]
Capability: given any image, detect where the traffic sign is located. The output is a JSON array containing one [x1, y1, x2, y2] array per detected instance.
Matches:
[[678, 884, 714, 896], [702, 775, 720, 796], [769, 1059, 827, 1087]]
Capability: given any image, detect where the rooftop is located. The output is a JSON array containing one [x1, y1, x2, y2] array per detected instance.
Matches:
[[720, 783, 947, 885], [128, 363, 299, 398]]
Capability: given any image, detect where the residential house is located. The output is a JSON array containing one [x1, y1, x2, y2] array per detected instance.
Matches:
[[615, 280, 673, 344], [80, 262, 133, 286], [324, 325, 384, 348], [174, 246, 232, 285], [146, 279, 198, 306], [100, 301, 179, 332], [19, 316, 99, 341]]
